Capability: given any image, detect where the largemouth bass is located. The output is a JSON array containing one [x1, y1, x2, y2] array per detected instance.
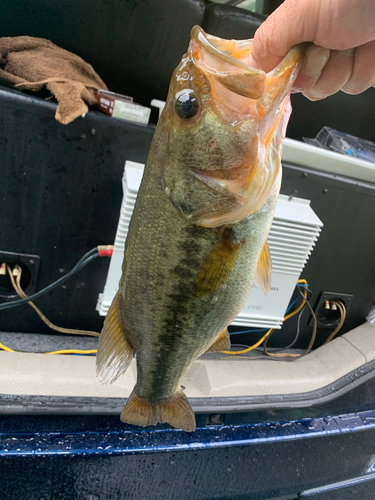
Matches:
[[96, 26, 301, 432]]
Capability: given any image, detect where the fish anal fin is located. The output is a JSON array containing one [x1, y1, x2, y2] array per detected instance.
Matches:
[[121, 389, 196, 432], [96, 292, 134, 386], [206, 328, 230, 352], [254, 240, 272, 295], [193, 233, 242, 298]]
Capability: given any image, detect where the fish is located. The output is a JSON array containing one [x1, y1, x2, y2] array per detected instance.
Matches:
[[96, 26, 302, 432]]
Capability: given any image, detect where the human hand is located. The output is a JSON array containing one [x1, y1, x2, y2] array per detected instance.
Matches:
[[248, 0, 375, 100]]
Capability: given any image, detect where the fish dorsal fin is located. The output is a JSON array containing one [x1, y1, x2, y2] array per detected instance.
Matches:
[[193, 231, 242, 298], [254, 240, 272, 295], [96, 292, 134, 385], [205, 328, 231, 353]]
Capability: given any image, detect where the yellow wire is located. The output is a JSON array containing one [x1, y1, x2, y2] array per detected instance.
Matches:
[[46, 349, 97, 355], [0, 344, 97, 355], [0, 341, 15, 353], [284, 279, 308, 320], [220, 328, 273, 355], [0, 266, 99, 356], [221, 279, 308, 355]]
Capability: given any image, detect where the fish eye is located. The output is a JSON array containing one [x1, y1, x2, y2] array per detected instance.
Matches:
[[175, 92, 199, 119]]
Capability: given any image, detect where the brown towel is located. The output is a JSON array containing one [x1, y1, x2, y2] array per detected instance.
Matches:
[[0, 36, 108, 124]]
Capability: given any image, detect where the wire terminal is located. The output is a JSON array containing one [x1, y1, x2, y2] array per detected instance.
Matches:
[[12, 264, 22, 277], [97, 245, 114, 258], [0, 263, 6, 276]]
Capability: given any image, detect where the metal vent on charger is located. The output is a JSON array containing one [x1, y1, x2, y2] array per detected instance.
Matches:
[[97, 161, 323, 329]]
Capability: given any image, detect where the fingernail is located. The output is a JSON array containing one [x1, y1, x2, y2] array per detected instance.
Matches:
[[302, 46, 330, 77], [337, 48, 355, 58], [303, 89, 328, 101]]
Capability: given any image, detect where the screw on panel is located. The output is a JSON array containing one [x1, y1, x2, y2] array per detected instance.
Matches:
[[288, 190, 298, 201]]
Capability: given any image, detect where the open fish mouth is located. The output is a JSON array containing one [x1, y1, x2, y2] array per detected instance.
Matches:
[[190, 25, 266, 101]]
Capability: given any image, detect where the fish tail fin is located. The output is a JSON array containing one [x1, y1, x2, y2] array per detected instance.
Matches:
[[120, 389, 196, 432], [96, 292, 134, 386]]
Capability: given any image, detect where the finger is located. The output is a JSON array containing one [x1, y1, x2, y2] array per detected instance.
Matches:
[[342, 39, 375, 95], [302, 49, 355, 101], [248, 0, 321, 72], [292, 44, 330, 92]]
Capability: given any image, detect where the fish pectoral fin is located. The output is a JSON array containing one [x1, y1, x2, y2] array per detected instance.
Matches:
[[193, 231, 242, 298], [254, 240, 272, 295], [121, 389, 196, 432], [205, 328, 231, 352], [96, 292, 134, 386]]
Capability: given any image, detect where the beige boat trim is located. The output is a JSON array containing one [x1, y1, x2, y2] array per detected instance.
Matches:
[[0, 322, 373, 400]]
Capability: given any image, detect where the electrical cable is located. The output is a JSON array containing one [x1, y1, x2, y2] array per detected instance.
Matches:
[[223, 294, 345, 361], [0, 247, 111, 311], [263, 286, 317, 360], [221, 328, 274, 355], [323, 301, 346, 344], [229, 328, 269, 336], [7, 265, 100, 338], [228, 282, 308, 337], [0, 246, 113, 355], [221, 279, 308, 355], [266, 288, 312, 353]]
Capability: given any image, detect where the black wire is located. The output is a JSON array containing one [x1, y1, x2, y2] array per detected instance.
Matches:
[[75, 247, 98, 267], [272, 289, 313, 352], [260, 289, 310, 351], [0, 249, 99, 311], [263, 287, 317, 361]]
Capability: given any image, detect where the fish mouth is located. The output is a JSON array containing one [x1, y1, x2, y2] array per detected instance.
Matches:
[[190, 25, 266, 101], [189, 26, 302, 107], [189, 25, 302, 123]]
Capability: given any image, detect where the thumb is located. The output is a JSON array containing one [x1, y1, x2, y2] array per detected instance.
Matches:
[[249, 0, 321, 72]]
